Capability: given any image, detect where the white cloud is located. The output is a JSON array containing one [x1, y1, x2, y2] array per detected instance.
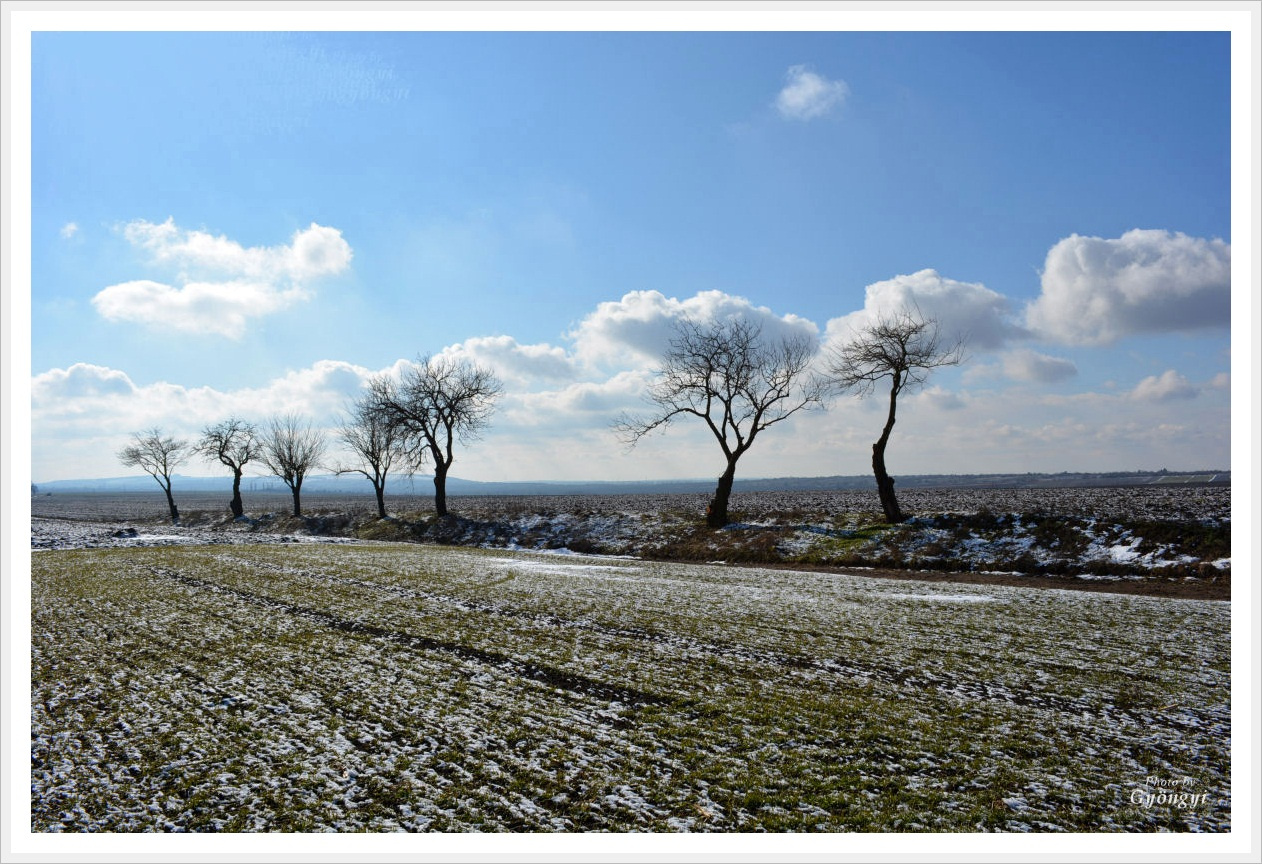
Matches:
[[31, 359, 380, 478], [1025, 229, 1230, 346], [1000, 349, 1078, 384], [823, 269, 1017, 352], [32, 284, 1233, 483], [570, 289, 818, 368], [92, 219, 352, 338], [91, 279, 305, 339], [436, 335, 577, 387], [505, 371, 652, 429], [30, 352, 1232, 484], [60, 221, 78, 239], [121, 218, 351, 282], [1130, 369, 1199, 403], [32, 362, 136, 403], [775, 65, 849, 120]]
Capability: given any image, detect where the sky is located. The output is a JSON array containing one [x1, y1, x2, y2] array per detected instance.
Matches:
[[15, 10, 1250, 487]]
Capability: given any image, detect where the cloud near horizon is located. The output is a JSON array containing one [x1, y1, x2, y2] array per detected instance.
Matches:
[[91, 218, 353, 338], [1024, 229, 1230, 346], [32, 276, 1232, 483]]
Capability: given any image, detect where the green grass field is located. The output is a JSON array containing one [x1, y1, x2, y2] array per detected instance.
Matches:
[[30, 542, 1230, 832]]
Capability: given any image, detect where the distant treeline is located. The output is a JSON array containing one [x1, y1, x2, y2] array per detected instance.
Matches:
[[34, 469, 1230, 497]]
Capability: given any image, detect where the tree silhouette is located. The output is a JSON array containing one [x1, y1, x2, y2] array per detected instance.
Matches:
[[826, 308, 965, 523], [194, 418, 259, 518], [334, 387, 406, 520], [616, 317, 826, 528], [368, 356, 503, 518], [117, 428, 190, 524], [258, 414, 327, 518]]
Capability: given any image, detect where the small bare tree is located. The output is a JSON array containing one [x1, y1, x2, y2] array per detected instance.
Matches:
[[194, 418, 259, 519], [369, 356, 503, 518], [334, 387, 406, 520], [258, 413, 327, 517], [117, 428, 190, 524], [826, 308, 965, 524], [616, 317, 826, 528]]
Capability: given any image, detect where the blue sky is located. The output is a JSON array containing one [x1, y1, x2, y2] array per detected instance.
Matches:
[[19, 13, 1246, 485]]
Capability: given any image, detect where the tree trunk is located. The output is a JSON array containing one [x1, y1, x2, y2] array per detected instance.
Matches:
[[291, 484, 302, 518], [707, 461, 737, 528], [872, 441, 904, 524], [229, 470, 244, 518], [162, 482, 180, 525], [433, 464, 449, 518], [374, 482, 387, 519], [873, 373, 905, 524]]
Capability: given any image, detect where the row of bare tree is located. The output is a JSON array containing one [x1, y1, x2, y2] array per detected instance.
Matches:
[[117, 355, 503, 524], [117, 414, 329, 525], [119, 309, 962, 528]]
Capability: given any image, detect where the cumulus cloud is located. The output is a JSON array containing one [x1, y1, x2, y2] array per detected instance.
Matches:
[[435, 335, 577, 386], [34, 359, 372, 430], [91, 279, 306, 339], [32, 362, 136, 403], [60, 222, 78, 239], [29, 359, 383, 482], [92, 218, 353, 338], [32, 277, 1235, 484], [1000, 349, 1078, 384], [1130, 369, 1199, 402], [570, 289, 818, 368], [1025, 229, 1230, 346], [824, 269, 1017, 352], [506, 371, 652, 428], [775, 65, 849, 120]]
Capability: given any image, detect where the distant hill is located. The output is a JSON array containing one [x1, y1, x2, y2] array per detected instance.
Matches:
[[32, 470, 1230, 497]]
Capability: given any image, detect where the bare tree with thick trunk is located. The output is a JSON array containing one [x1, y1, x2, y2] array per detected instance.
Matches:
[[334, 387, 406, 520], [826, 308, 965, 524], [258, 413, 327, 517], [368, 356, 503, 518], [615, 317, 826, 528], [117, 428, 190, 524], [194, 418, 259, 518]]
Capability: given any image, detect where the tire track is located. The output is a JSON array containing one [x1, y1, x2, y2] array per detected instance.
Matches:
[[206, 554, 1225, 734], [146, 565, 671, 710]]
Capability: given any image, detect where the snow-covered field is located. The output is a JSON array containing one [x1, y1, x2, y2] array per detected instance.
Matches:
[[30, 537, 1230, 832]]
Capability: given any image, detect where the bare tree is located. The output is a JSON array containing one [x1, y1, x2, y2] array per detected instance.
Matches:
[[117, 428, 191, 524], [826, 308, 965, 524], [258, 413, 328, 517], [616, 317, 826, 528], [194, 418, 259, 519], [368, 356, 503, 518], [334, 387, 406, 520]]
